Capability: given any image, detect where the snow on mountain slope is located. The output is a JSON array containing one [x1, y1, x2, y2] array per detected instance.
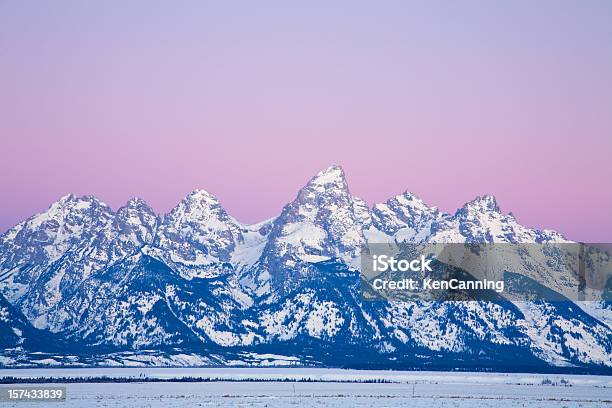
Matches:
[[152, 190, 243, 274], [231, 218, 275, 269], [369, 192, 443, 244], [0, 293, 66, 357], [0, 195, 159, 330], [114, 198, 158, 250], [50, 252, 256, 349], [514, 301, 611, 367], [0, 165, 609, 371], [0, 195, 115, 298], [0, 294, 36, 349], [248, 165, 367, 297], [269, 165, 365, 261], [404, 195, 601, 301], [428, 195, 569, 244]]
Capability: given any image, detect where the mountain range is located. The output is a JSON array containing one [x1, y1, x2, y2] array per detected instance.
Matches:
[[0, 165, 610, 372]]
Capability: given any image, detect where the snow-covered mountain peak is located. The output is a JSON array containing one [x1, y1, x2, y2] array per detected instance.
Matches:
[[164, 189, 231, 225], [57, 193, 76, 203], [276, 165, 363, 251], [458, 195, 501, 215], [115, 198, 158, 247], [123, 197, 153, 210], [8, 194, 113, 241], [0, 194, 119, 319], [152, 190, 243, 271], [184, 189, 220, 206], [306, 165, 348, 189], [371, 191, 444, 240], [47, 192, 100, 210], [424, 194, 572, 244], [51, 193, 101, 208], [290, 165, 354, 219], [248, 166, 366, 296], [394, 191, 440, 213]]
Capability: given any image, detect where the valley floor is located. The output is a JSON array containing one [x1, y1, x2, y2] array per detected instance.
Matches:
[[0, 368, 610, 407]]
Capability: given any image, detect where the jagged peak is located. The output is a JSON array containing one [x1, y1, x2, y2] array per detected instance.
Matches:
[[8, 194, 113, 235], [395, 191, 429, 207], [126, 197, 147, 205], [165, 189, 222, 216], [124, 197, 152, 208], [57, 193, 102, 204], [284, 165, 352, 213], [183, 189, 220, 205], [50, 194, 109, 213], [58, 193, 76, 203], [306, 165, 348, 189], [118, 197, 155, 216], [375, 190, 440, 215], [163, 189, 234, 227], [458, 195, 501, 215]]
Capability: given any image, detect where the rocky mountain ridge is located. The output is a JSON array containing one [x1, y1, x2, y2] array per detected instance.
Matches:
[[0, 165, 609, 371]]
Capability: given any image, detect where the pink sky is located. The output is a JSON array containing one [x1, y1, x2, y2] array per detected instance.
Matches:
[[1, 2, 611, 241]]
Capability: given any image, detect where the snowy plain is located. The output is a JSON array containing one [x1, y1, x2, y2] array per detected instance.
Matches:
[[0, 368, 610, 407]]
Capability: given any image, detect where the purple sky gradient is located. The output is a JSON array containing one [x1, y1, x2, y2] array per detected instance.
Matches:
[[1, 1, 611, 241]]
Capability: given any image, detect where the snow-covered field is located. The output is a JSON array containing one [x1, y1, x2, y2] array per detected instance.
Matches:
[[1, 368, 610, 407]]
